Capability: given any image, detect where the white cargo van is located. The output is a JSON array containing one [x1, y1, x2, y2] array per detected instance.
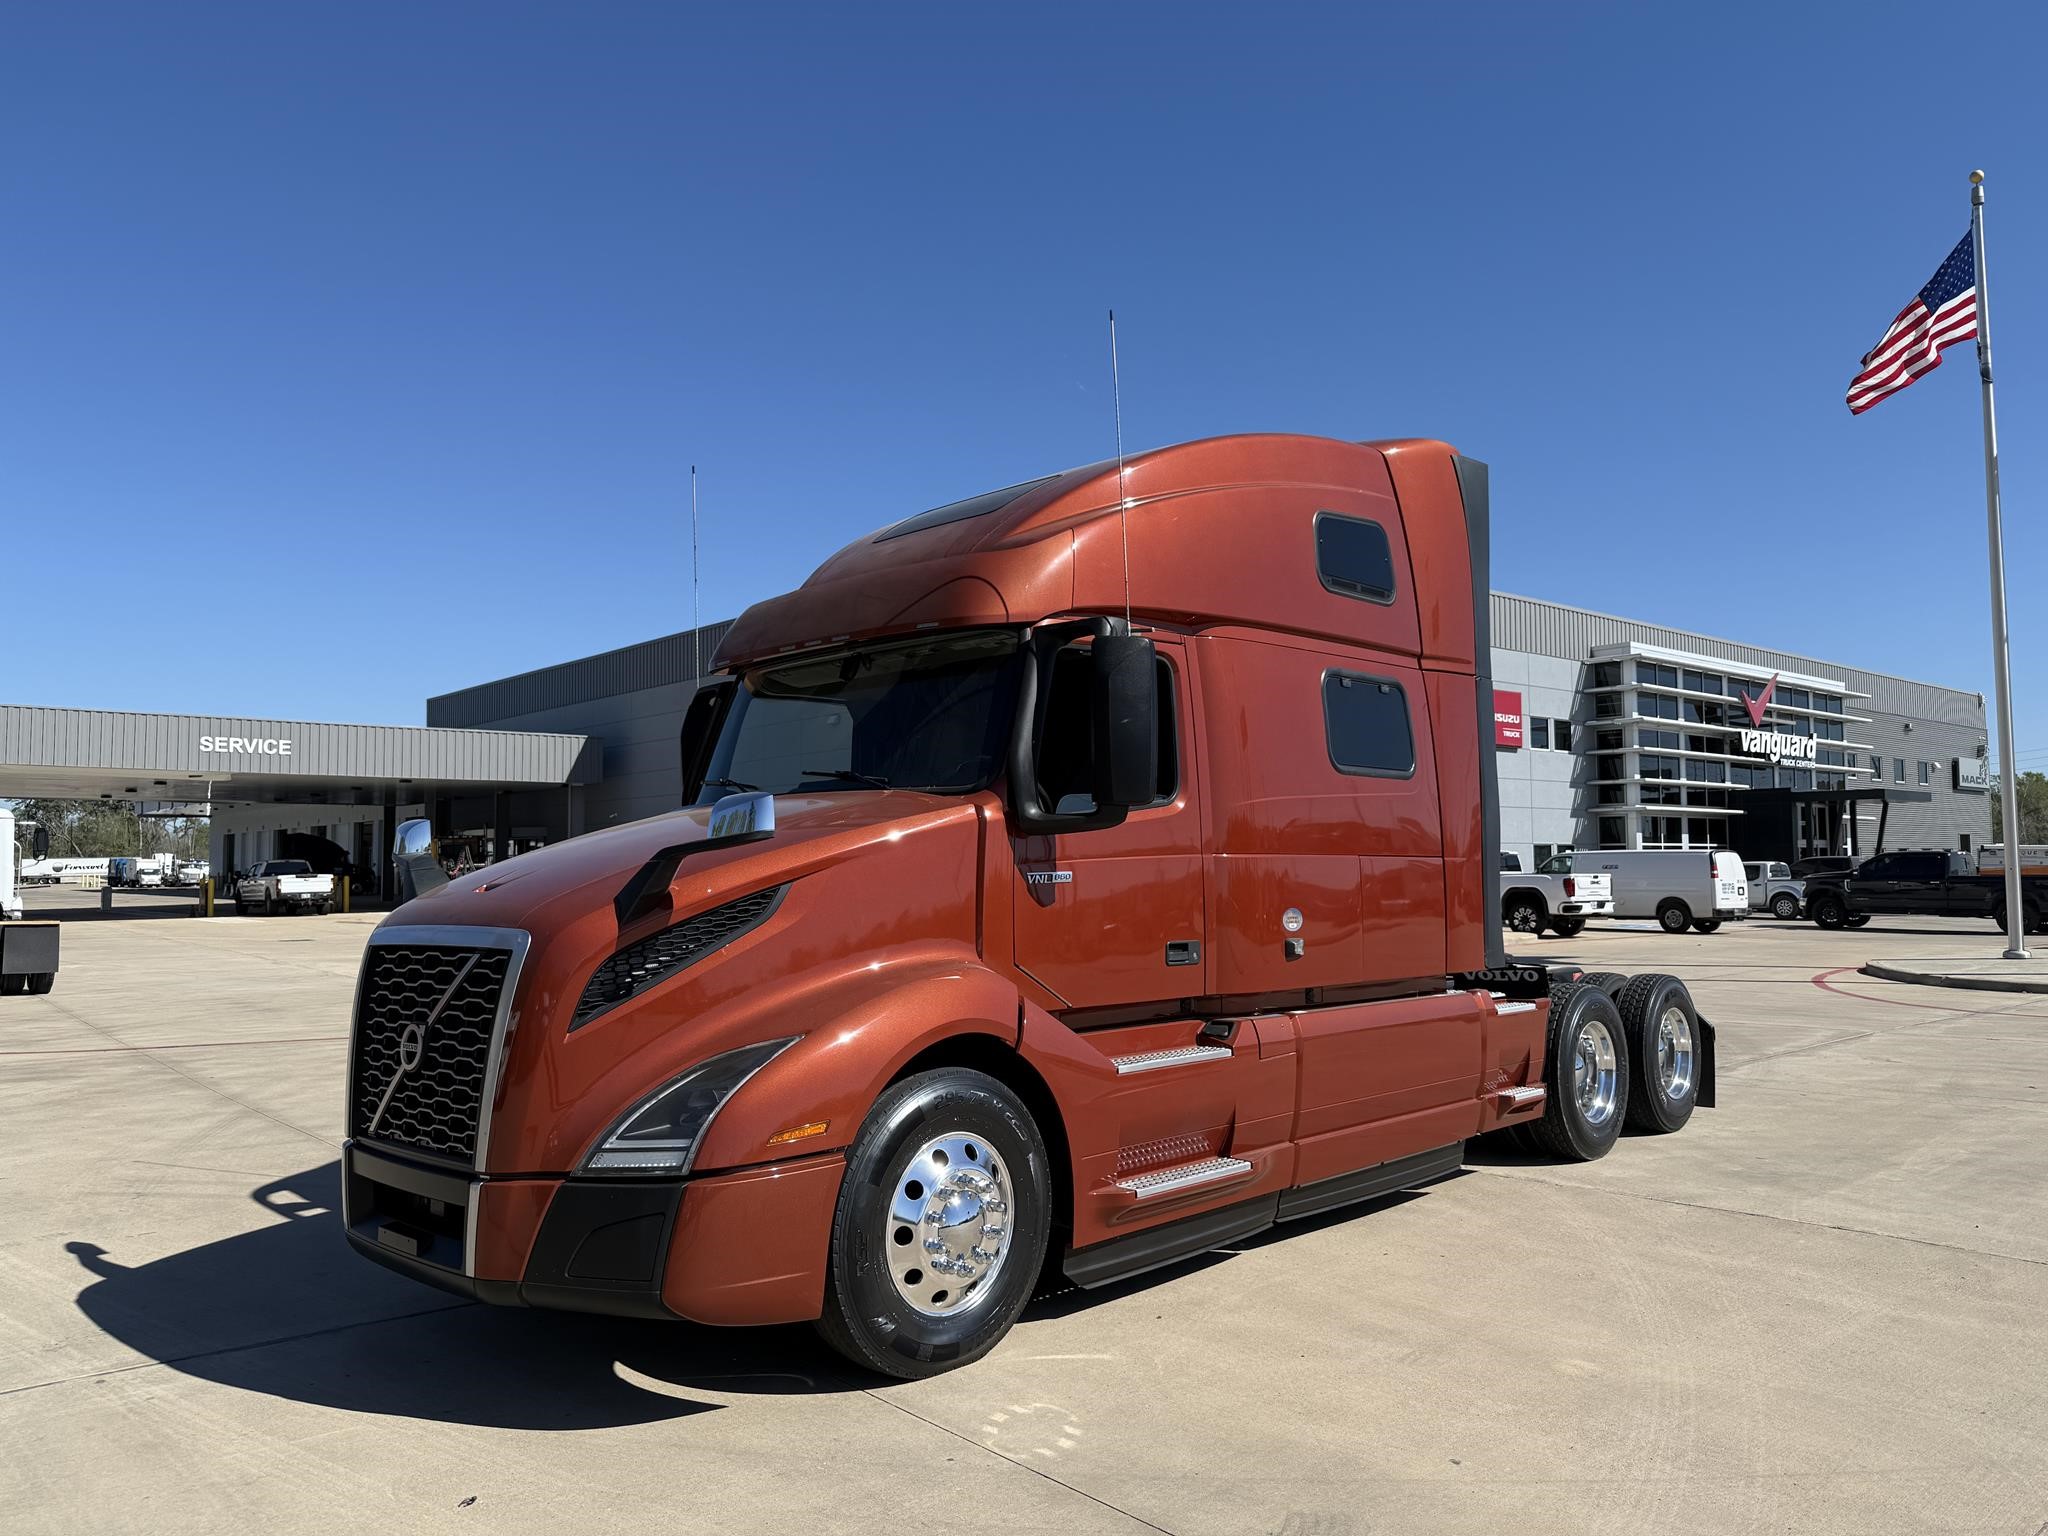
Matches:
[[1581, 849, 1749, 934]]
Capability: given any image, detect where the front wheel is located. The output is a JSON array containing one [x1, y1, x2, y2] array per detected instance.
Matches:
[[1771, 893, 1800, 920], [1527, 984, 1628, 1162], [1811, 895, 1845, 929], [815, 1067, 1051, 1380]]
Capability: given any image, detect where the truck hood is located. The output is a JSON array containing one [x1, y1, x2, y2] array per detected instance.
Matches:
[[378, 790, 981, 940]]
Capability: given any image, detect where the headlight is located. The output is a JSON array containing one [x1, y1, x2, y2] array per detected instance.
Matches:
[[583, 1037, 798, 1175]]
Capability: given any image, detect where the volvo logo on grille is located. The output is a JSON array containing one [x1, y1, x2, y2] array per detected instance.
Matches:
[[364, 954, 478, 1139]]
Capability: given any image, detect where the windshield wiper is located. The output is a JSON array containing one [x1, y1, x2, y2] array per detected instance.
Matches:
[[802, 767, 892, 789], [702, 776, 761, 793]]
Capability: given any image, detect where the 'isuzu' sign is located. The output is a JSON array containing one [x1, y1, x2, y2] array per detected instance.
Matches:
[[199, 735, 294, 756], [1493, 689, 1524, 749], [1740, 728, 1817, 765]]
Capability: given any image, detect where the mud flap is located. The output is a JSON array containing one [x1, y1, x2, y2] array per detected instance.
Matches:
[[1694, 1011, 1717, 1108]]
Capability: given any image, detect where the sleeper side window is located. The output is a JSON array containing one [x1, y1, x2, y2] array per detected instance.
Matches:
[[1314, 512, 1396, 605], [1323, 671, 1416, 778]]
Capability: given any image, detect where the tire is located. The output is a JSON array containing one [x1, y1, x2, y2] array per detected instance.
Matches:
[[1527, 983, 1629, 1162], [1656, 900, 1691, 935], [1691, 917, 1722, 934], [1548, 917, 1586, 938], [233, 897, 246, 914], [1616, 974, 1699, 1133], [0, 975, 23, 996], [1576, 971, 1628, 1000], [1503, 895, 1546, 935], [1995, 901, 2043, 937], [1810, 894, 1845, 929], [1844, 915, 1871, 929], [815, 1067, 1051, 1380], [1771, 893, 1800, 921], [26, 973, 53, 995]]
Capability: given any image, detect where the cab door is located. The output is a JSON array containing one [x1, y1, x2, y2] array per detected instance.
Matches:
[[1010, 639, 1205, 1010]]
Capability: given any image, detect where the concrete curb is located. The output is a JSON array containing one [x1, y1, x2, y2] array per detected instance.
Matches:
[[1859, 960, 2048, 995]]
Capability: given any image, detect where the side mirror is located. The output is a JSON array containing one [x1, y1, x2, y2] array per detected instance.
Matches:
[[31, 826, 50, 859], [392, 818, 448, 902], [1089, 632, 1158, 811]]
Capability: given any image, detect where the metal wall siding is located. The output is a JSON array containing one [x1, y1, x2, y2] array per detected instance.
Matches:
[[426, 621, 733, 728], [0, 707, 596, 784], [1490, 594, 1983, 726]]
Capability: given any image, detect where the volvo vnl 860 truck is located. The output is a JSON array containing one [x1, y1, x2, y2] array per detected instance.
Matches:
[[342, 434, 1715, 1377]]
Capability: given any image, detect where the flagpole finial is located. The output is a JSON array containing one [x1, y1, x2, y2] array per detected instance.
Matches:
[[1970, 169, 1985, 185]]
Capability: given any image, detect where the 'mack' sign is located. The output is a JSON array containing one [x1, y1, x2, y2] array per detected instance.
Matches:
[[1740, 728, 1816, 765]]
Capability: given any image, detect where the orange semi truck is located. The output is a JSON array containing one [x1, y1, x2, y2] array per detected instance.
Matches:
[[343, 434, 1715, 1377]]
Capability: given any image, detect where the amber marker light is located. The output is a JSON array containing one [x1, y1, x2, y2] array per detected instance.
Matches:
[[767, 1120, 830, 1146]]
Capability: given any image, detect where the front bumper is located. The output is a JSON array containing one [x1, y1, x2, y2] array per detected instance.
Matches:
[[341, 1140, 845, 1325]]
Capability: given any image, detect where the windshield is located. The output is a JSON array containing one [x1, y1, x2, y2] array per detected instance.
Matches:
[[693, 630, 1022, 802]]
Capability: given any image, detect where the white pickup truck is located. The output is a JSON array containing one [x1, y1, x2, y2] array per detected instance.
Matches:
[[234, 860, 335, 915], [1500, 849, 1614, 938]]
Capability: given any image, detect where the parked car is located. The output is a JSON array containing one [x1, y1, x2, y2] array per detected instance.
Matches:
[[234, 860, 336, 915], [1803, 849, 2048, 934], [1579, 849, 1749, 934], [1499, 849, 1613, 937], [1743, 860, 1804, 920]]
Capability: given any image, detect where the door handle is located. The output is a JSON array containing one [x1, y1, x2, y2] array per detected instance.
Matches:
[[1165, 940, 1201, 967]]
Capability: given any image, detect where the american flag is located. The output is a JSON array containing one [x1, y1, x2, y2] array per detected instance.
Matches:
[[1846, 231, 1979, 414]]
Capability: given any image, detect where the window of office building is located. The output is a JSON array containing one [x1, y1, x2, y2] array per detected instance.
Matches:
[[1919, 760, 1932, 784], [1599, 816, 1626, 849], [1594, 694, 1623, 719], [1595, 754, 1625, 781], [1597, 729, 1624, 752], [1894, 757, 1906, 783], [1780, 686, 1811, 710], [1530, 717, 1549, 750], [1683, 670, 1723, 695], [1638, 662, 1678, 688], [1640, 754, 1680, 780], [1643, 694, 1681, 720], [1642, 728, 1680, 750], [1815, 694, 1844, 714], [1592, 662, 1621, 688], [1553, 719, 1572, 751]]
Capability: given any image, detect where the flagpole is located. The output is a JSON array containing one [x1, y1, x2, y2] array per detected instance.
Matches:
[[1971, 170, 2030, 959]]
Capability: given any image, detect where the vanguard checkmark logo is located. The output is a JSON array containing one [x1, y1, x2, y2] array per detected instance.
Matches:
[[1739, 673, 1778, 728]]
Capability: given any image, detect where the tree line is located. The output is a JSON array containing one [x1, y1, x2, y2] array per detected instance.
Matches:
[[6, 798, 210, 861]]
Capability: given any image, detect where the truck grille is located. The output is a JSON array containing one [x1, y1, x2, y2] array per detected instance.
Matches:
[[350, 944, 513, 1162], [571, 885, 785, 1030]]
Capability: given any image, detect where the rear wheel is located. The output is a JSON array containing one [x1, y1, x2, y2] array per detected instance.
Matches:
[[26, 972, 53, 995], [1844, 915, 1871, 929], [1995, 900, 2043, 937], [1577, 971, 1628, 999], [1656, 900, 1692, 934], [1528, 984, 1628, 1162], [0, 975, 23, 996], [1616, 974, 1699, 1133], [1691, 917, 1722, 934], [1770, 893, 1800, 920], [1503, 896, 1546, 934], [815, 1067, 1050, 1380], [1548, 917, 1586, 938]]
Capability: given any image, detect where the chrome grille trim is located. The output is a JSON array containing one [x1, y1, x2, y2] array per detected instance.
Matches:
[[352, 925, 530, 1173]]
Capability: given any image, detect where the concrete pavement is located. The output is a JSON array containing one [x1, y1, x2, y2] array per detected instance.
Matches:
[[2, 902, 2045, 1534]]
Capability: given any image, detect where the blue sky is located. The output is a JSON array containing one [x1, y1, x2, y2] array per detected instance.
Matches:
[[5, 3, 2045, 765]]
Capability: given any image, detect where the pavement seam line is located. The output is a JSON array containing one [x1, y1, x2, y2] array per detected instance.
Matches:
[[1473, 1166, 2048, 1270], [863, 1389, 1177, 1534], [34, 991, 340, 1153]]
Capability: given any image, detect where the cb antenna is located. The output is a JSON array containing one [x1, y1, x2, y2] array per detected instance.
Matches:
[[690, 464, 702, 686], [1109, 308, 1130, 626]]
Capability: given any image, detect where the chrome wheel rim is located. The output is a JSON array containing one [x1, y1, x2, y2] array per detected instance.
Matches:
[[1655, 1005, 1694, 1101], [1508, 905, 1542, 933], [883, 1132, 1014, 1318], [1573, 1016, 1619, 1127]]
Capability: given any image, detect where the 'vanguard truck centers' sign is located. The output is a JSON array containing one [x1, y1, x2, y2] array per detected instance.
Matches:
[[1740, 728, 1818, 765]]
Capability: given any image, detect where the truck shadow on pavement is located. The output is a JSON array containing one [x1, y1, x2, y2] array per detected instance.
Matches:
[[65, 1161, 861, 1428]]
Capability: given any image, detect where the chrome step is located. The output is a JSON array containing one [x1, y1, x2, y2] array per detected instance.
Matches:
[[1494, 1084, 1546, 1110], [1113, 1156, 1253, 1199], [1110, 1044, 1233, 1076], [1493, 1000, 1539, 1015]]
